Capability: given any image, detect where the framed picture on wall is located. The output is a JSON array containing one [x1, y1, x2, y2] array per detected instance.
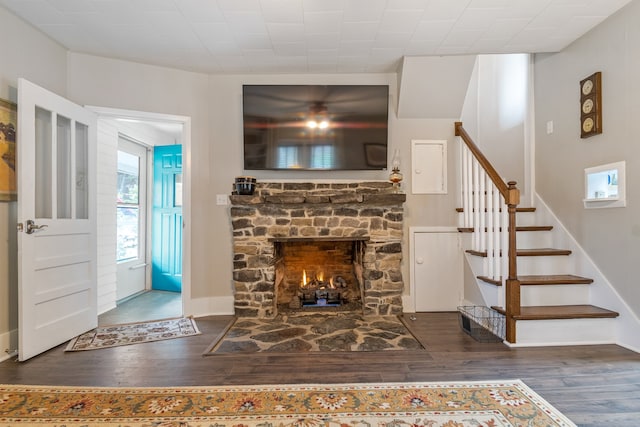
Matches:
[[0, 98, 17, 201], [364, 143, 387, 168]]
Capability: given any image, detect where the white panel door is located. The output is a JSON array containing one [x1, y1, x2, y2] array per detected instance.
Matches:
[[17, 78, 97, 361], [414, 230, 462, 311]]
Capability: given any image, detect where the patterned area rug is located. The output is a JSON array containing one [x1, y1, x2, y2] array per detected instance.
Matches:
[[65, 317, 200, 351], [0, 381, 576, 426], [204, 313, 425, 354]]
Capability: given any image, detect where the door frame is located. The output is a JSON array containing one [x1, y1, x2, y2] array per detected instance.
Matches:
[[88, 106, 191, 316]]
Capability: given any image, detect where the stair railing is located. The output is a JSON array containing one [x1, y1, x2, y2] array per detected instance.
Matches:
[[455, 122, 520, 343]]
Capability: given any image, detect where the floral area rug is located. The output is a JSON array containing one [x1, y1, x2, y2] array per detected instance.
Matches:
[[204, 313, 425, 354], [65, 317, 200, 351], [0, 380, 576, 426]]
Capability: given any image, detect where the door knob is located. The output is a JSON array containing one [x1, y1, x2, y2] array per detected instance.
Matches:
[[25, 220, 48, 234]]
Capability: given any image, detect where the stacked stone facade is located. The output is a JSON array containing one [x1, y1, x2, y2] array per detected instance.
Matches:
[[229, 182, 405, 318]]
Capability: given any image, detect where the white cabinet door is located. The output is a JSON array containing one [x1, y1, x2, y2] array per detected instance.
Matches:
[[411, 140, 447, 194], [413, 230, 462, 311]]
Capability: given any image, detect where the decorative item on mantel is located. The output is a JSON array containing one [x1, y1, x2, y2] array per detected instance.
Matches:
[[388, 149, 403, 192], [233, 176, 256, 195]]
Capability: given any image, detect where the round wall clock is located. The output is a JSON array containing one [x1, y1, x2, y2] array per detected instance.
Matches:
[[582, 117, 594, 133], [579, 72, 602, 138]]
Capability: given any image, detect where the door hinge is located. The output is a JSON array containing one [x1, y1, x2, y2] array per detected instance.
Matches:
[[16, 222, 23, 232]]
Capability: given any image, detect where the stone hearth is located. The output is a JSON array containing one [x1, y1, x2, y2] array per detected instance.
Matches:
[[230, 182, 405, 318]]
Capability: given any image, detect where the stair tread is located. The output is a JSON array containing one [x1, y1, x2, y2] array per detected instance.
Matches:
[[467, 248, 572, 257], [458, 225, 553, 233], [519, 274, 594, 285], [477, 274, 594, 286], [491, 304, 619, 320], [456, 207, 536, 213]]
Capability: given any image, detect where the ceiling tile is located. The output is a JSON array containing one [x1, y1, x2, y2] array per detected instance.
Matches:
[[303, 11, 343, 33], [343, 0, 385, 21], [341, 22, 379, 41], [175, 0, 225, 22], [260, 0, 303, 23], [379, 9, 423, 32], [267, 23, 305, 41]]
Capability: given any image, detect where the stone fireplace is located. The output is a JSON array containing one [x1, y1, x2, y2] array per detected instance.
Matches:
[[229, 182, 405, 318]]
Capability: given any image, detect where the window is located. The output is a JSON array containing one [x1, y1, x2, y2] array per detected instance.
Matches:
[[310, 145, 335, 169], [117, 150, 140, 261], [584, 161, 626, 209], [277, 145, 300, 169]]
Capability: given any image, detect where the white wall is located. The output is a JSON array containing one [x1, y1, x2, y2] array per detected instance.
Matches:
[[534, 0, 640, 319], [0, 6, 68, 360], [461, 54, 529, 194]]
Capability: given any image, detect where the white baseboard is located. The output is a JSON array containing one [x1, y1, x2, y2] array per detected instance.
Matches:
[[186, 295, 235, 318], [0, 328, 18, 363]]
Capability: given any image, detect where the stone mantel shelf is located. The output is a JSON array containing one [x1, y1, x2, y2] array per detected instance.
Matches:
[[268, 236, 370, 243], [230, 193, 406, 205]]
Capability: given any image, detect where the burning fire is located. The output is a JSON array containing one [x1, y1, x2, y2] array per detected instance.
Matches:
[[300, 270, 335, 289]]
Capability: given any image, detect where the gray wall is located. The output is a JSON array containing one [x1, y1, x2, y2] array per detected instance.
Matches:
[[534, 0, 640, 318]]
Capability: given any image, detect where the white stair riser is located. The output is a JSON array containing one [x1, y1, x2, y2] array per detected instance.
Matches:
[[477, 281, 502, 308], [516, 231, 552, 248], [517, 256, 571, 275], [521, 284, 590, 306], [513, 318, 616, 346]]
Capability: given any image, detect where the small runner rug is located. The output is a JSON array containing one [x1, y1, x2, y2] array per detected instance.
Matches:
[[0, 380, 576, 426], [65, 317, 200, 351]]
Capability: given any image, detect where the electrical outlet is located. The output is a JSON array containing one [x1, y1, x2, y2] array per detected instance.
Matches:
[[546, 120, 554, 134], [216, 194, 228, 205]]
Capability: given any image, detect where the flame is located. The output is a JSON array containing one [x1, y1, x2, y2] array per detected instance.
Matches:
[[301, 270, 307, 288], [329, 277, 335, 289], [317, 271, 324, 282]]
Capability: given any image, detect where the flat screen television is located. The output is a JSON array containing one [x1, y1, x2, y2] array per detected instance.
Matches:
[[242, 84, 389, 171]]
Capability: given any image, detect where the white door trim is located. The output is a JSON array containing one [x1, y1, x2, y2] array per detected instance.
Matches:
[[87, 106, 192, 316]]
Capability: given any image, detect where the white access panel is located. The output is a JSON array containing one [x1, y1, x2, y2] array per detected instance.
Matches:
[[412, 228, 463, 312], [411, 140, 447, 194]]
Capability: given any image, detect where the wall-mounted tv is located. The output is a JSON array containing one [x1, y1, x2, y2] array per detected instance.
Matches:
[[242, 84, 389, 171]]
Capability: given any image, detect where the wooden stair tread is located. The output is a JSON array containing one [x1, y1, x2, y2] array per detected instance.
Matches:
[[467, 248, 572, 257], [492, 305, 619, 320], [477, 274, 594, 286], [458, 225, 553, 233], [456, 207, 536, 213], [519, 274, 594, 285]]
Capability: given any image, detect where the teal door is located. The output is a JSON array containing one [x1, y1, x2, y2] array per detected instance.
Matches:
[[152, 145, 183, 292]]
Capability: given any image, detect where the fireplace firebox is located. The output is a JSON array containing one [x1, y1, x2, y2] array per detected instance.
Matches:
[[273, 238, 366, 312]]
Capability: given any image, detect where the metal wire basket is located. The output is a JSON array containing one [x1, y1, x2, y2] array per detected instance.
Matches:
[[458, 306, 505, 342]]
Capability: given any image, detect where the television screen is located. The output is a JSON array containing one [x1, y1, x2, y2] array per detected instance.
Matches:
[[242, 85, 389, 170]]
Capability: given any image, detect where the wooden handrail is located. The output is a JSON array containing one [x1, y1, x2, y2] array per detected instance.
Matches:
[[455, 122, 519, 205], [455, 121, 521, 343]]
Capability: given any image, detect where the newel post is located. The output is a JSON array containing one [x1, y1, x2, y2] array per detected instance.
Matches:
[[505, 181, 520, 343]]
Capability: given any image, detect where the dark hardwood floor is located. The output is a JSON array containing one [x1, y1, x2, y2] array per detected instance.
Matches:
[[1, 311, 639, 426]]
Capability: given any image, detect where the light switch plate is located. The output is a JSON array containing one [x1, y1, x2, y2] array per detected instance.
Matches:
[[216, 194, 228, 205]]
